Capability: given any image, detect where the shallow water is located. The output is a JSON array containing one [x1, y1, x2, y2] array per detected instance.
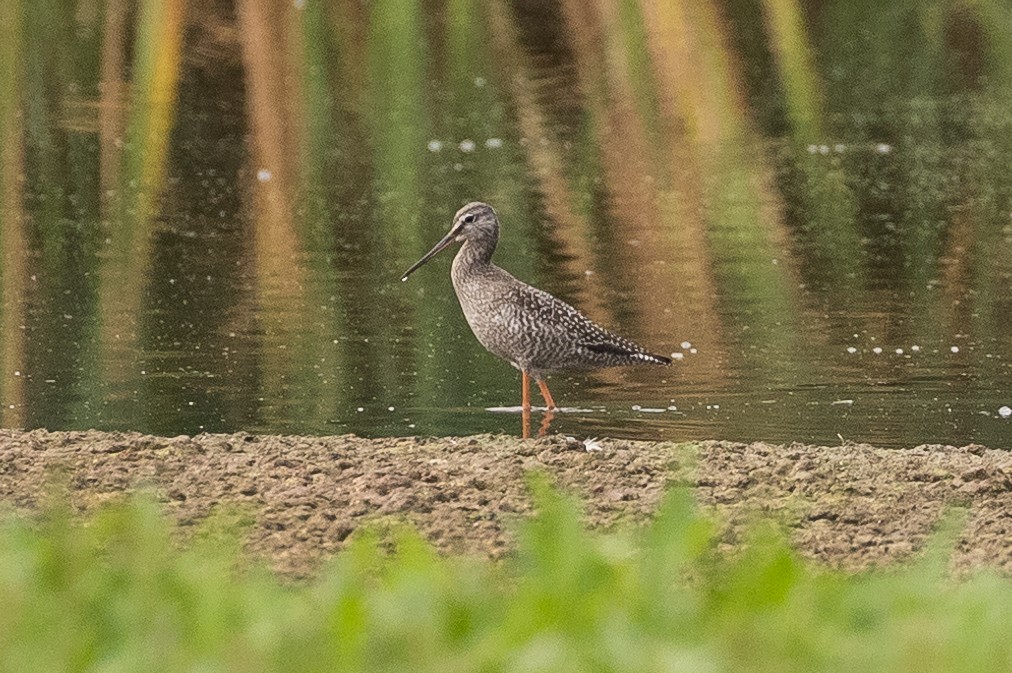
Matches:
[[1, 1, 1010, 448]]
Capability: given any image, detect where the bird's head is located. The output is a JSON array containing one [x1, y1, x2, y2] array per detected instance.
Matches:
[[401, 202, 499, 281], [449, 201, 498, 243]]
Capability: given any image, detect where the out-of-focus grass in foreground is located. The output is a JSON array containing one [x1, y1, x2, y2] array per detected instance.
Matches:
[[1, 481, 1010, 673]]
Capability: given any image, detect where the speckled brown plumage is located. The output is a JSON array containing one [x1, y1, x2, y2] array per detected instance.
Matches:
[[401, 201, 670, 410]]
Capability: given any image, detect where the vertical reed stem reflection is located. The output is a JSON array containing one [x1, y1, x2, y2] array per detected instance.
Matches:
[[0, 0, 26, 426], [99, 0, 129, 196], [98, 0, 185, 393], [236, 0, 310, 428]]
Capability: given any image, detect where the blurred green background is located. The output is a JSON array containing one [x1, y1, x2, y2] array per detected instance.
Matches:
[[1, 0, 1010, 446], [2, 485, 1011, 672]]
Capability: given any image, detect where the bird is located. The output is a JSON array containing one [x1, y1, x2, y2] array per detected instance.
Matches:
[[401, 201, 670, 427]]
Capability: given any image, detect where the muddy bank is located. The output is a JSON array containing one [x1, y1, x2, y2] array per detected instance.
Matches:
[[0, 429, 1010, 576]]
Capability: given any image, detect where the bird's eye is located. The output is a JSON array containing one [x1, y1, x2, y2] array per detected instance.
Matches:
[[463, 214, 476, 224]]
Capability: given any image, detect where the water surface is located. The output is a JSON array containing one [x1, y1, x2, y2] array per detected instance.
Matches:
[[1, 1, 1010, 448]]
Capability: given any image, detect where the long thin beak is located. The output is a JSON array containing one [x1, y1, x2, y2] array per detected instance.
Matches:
[[400, 228, 459, 281]]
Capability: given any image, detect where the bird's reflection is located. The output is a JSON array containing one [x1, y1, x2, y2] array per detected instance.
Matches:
[[521, 407, 556, 439]]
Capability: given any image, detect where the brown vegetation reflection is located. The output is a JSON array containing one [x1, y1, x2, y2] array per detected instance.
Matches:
[[97, 0, 186, 394], [1, 0, 1010, 445], [1, 0, 25, 427], [235, 0, 313, 427]]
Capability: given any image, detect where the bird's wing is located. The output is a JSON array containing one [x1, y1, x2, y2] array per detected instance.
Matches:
[[512, 283, 654, 356]]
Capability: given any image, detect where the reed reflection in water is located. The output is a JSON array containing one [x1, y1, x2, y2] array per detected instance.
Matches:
[[0, 0, 1009, 447]]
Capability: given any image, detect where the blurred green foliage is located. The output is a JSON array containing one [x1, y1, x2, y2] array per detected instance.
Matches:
[[0, 481, 1009, 672]]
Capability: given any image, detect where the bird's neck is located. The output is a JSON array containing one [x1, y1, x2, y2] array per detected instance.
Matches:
[[453, 235, 497, 275]]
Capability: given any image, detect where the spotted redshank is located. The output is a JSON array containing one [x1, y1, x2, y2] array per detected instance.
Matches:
[[401, 202, 670, 434]]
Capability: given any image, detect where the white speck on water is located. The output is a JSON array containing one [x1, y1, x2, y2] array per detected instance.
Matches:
[[875, 143, 892, 154], [680, 341, 692, 349], [911, 345, 921, 352], [950, 346, 960, 353], [631, 404, 642, 411], [356, 407, 364, 412], [13, 371, 19, 377], [846, 346, 858, 354], [689, 348, 697, 354], [895, 348, 904, 355], [485, 137, 503, 149], [584, 269, 593, 276], [408, 423, 416, 429], [667, 405, 678, 411], [427, 139, 443, 152], [459, 139, 476, 153], [671, 352, 684, 360], [872, 347, 883, 354], [999, 406, 1011, 418], [256, 168, 272, 182], [387, 406, 395, 412], [188, 401, 194, 406], [831, 399, 854, 406]]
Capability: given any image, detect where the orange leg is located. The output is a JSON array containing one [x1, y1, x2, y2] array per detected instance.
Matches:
[[521, 371, 532, 438], [536, 379, 557, 411], [521, 370, 531, 411]]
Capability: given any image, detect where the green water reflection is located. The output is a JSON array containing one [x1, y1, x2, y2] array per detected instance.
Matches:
[[1, 0, 1010, 448]]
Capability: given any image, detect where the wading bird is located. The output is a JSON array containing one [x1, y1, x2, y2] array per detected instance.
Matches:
[[401, 202, 670, 437]]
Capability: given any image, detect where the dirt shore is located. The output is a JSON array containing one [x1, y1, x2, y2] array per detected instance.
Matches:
[[1, 429, 1010, 577]]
